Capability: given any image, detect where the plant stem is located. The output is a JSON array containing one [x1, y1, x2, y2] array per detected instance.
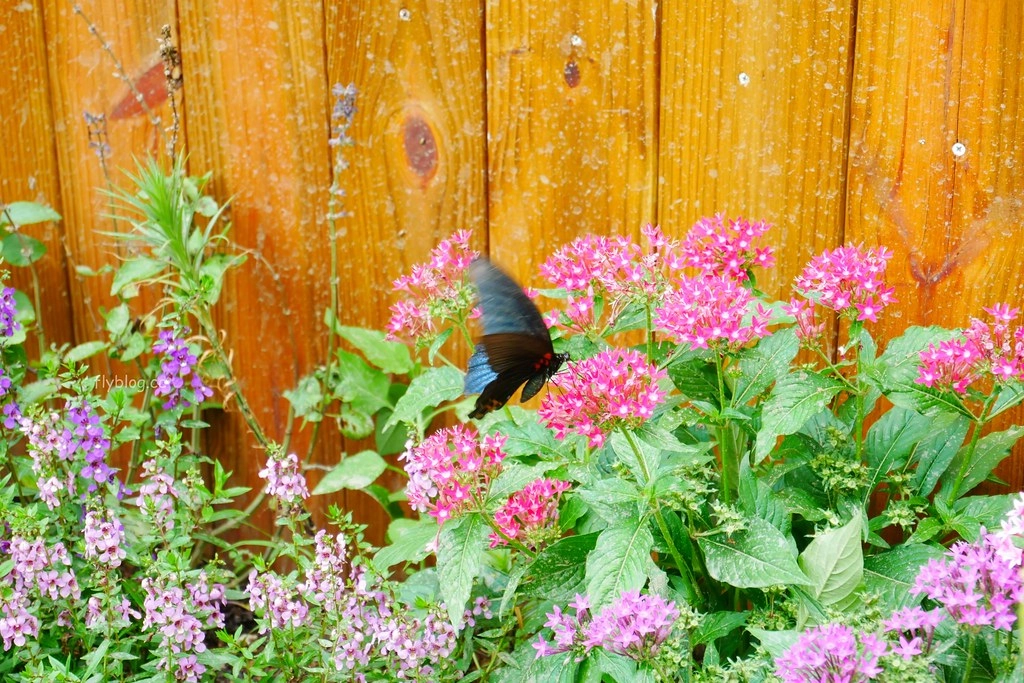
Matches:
[[963, 630, 976, 683], [946, 394, 996, 505], [715, 353, 735, 505]]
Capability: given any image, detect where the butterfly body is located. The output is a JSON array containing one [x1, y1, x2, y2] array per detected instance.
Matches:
[[464, 259, 567, 418]]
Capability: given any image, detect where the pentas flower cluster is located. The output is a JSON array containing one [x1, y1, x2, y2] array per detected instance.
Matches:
[[533, 591, 679, 662], [83, 509, 127, 568], [680, 214, 774, 280], [490, 478, 571, 549], [655, 274, 771, 351], [152, 328, 213, 410], [916, 304, 1024, 394], [1, 285, 18, 338], [539, 349, 666, 448], [258, 451, 310, 505], [134, 459, 180, 534], [911, 526, 1023, 630], [541, 225, 686, 332], [1, 538, 80, 651], [399, 424, 507, 523], [792, 244, 896, 324], [142, 572, 225, 683], [385, 230, 478, 344], [775, 623, 887, 682], [882, 606, 944, 659]]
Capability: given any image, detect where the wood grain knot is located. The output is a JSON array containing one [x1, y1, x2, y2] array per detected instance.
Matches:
[[564, 61, 581, 88], [403, 115, 438, 179]]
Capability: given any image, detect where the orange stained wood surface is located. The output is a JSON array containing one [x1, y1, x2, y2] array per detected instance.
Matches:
[[1, 0, 1022, 544]]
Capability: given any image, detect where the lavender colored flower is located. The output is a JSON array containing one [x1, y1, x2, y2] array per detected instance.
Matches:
[[248, 569, 308, 631], [775, 623, 887, 683], [152, 328, 213, 410], [142, 570, 225, 679], [882, 606, 944, 659], [0, 367, 11, 398], [0, 286, 19, 338], [62, 398, 114, 486], [258, 451, 309, 505], [84, 509, 127, 568], [0, 595, 37, 651], [134, 459, 180, 533]]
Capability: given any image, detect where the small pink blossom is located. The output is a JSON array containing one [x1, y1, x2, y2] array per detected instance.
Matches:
[[681, 214, 775, 280], [793, 244, 896, 321], [775, 623, 887, 682], [539, 349, 666, 448], [490, 478, 571, 549], [83, 509, 127, 568], [656, 275, 772, 351], [258, 451, 310, 505]]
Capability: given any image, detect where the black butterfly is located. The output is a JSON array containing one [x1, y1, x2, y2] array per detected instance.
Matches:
[[464, 258, 568, 418]]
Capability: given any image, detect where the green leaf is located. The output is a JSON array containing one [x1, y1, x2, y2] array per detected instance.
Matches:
[[754, 370, 843, 462], [64, 341, 108, 364], [609, 430, 659, 486], [332, 349, 390, 415], [733, 328, 800, 406], [693, 611, 748, 646], [385, 366, 464, 430], [487, 461, 559, 504], [699, 516, 812, 588], [863, 544, 945, 610], [938, 425, 1024, 501], [991, 381, 1024, 419], [338, 404, 374, 440], [104, 303, 131, 338], [865, 408, 934, 496], [111, 257, 166, 296], [312, 450, 387, 494], [749, 628, 801, 659], [523, 533, 599, 604], [283, 375, 324, 421], [576, 478, 643, 525], [436, 514, 489, 628], [330, 318, 414, 374], [374, 518, 438, 571], [586, 518, 654, 609], [497, 416, 564, 459], [18, 378, 59, 405], [872, 326, 971, 416], [666, 355, 720, 405], [912, 412, 970, 496], [1, 233, 46, 265], [1, 201, 61, 226], [798, 516, 863, 607]]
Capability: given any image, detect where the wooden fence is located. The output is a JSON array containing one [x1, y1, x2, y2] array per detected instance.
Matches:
[[2, 0, 1022, 544]]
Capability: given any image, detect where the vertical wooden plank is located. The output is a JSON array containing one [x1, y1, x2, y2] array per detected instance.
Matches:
[[847, 0, 1024, 488], [485, 0, 658, 280], [176, 0, 337, 532], [659, 1, 857, 300], [326, 0, 487, 538], [42, 0, 176, 349], [0, 2, 74, 353]]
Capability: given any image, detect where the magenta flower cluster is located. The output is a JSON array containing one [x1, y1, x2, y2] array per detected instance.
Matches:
[[911, 527, 1023, 630], [142, 572, 225, 683], [791, 244, 896, 324], [258, 451, 310, 505], [0, 285, 19, 338], [680, 214, 775, 280], [882, 606, 944, 659], [490, 478, 571, 549], [775, 623, 887, 682], [385, 230, 478, 343], [656, 274, 771, 351], [533, 591, 679, 662], [917, 304, 1024, 394], [539, 349, 666, 448], [152, 328, 213, 410], [1, 537, 80, 651], [399, 424, 507, 523]]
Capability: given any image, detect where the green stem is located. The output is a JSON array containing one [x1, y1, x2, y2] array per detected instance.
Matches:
[[853, 345, 865, 463], [946, 394, 996, 505], [963, 630, 976, 683], [715, 353, 735, 505]]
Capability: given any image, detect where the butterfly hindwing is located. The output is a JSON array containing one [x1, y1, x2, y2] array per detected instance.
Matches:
[[468, 259, 550, 339]]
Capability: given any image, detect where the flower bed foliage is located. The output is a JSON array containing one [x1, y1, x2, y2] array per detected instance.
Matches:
[[2, 89, 1024, 682]]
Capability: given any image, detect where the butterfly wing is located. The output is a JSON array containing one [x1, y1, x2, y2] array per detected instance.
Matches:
[[468, 258, 551, 339]]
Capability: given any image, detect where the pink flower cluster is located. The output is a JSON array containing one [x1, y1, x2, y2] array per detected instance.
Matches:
[[917, 304, 1024, 394], [0, 285, 19, 338], [386, 230, 478, 343], [541, 225, 686, 332], [134, 459, 180, 534], [152, 328, 213, 411], [792, 244, 896, 323], [490, 478, 571, 549], [539, 349, 666, 448], [680, 215, 775, 280], [882, 606, 944, 659], [911, 527, 1022, 630], [248, 570, 308, 631], [142, 572, 225, 683], [399, 425, 507, 523], [655, 275, 771, 351], [775, 623, 887, 682], [258, 451, 310, 505], [83, 509, 127, 568], [1, 537, 81, 650], [533, 591, 679, 662]]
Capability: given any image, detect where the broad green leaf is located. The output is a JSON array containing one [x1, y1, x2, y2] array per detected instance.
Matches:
[[938, 425, 1024, 502], [585, 519, 654, 609], [733, 328, 800, 406], [576, 478, 643, 525], [338, 404, 374, 440], [754, 370, 843, 462], [1, 201, 61, 226], [374, 518, 438, 571], [104, 303, 131, 338], [699, 516, 812, 588], [487, 461, 559, 503], [64, 341, 108, 363], [436, 513, 489, 628], [332, 349, 390, 415], [1, 233, 46, 265], [283, 374, 324, 421], [871, 326, 971, 417], [906, 517, 943, 545], [749, 628, 801, 659], [523, 533, 599, 604], [798, 516, 863, 607], [329, 319, 414, 375], [385, 366, 463, 430], [863, 544, 945, 610], [590, 650, 640, 682], [497, 417, 563, 459], [610, 430, 659, 486], [738, 460, 789, 533], [666, 356, 720, 405], [18, 378, 59, 405], [110, 257, 166, 296], [912, 412, 970, 496], [865, 408, 934, 496], [312, 450, 387, 494], [991, 381, 1024, 419], [953, 495, 1017, 541], [693, 611, 748, 646]]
